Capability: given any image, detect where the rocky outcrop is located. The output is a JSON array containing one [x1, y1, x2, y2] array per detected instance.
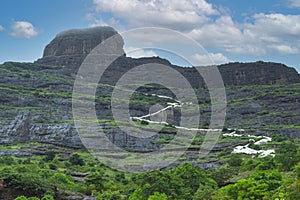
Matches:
[[217, 61, 300, 86], [0, 111, 82, 148], [0, 26, 299, 150], [0, 111, 163, 151], [35, 26, 124, 69], [35, 26, 300, 86]]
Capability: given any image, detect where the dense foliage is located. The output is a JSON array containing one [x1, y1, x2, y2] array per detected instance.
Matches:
[[0, 136, 299, 200]]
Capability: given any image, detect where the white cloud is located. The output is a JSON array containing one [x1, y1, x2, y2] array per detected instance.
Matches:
[[86, 13, 108, 27], [125, 46, 157, 58], [92, 0, 218, 30], [188, 13, 300, 55], [268, 44, 299, 54], [10, 21, 38, 38], [0, 25, 4, 31], [244, 13, 300, 54], [188, 16, 245, 53], [249, 13, 300, 37], [191, 53, 230, 66], [90, 0, 300, 57], [289, 0, 300, 7]]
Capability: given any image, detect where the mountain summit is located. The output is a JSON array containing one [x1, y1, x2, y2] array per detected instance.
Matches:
[[35, 26, 123, 67], [34, 26, 300, 86], [0, 26, 299, 152]]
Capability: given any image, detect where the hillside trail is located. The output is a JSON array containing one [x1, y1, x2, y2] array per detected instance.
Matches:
[[131, 94, 275, 157]]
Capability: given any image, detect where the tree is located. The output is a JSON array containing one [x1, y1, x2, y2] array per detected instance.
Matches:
[[28, 197, 40, 200], [255, 157, 276, 170], [15, 196, 28, 200], [41, 195, 54, 200], [8, 173, 51, 194], [193, 184, 215, 200], [69, 153, 85, 166], [130, 163, 210, 200], [44, 151, 56, 162], [129, 187, 147, 200], [48, 163, 57, 170], [213, 170, 282, 200], [141, 120, 149, 125], [210, 166, 238, 187], [0, 156, 16, 165], [86, 171, 105, 191], [275, 141, 299, 171], [228, 154, 243, 167], [294, 164, 300, 180], [97, 190, 126, 200], [220, 179, 268, 200], [285, 181, 300, 200], [148, 192, 168, 200]]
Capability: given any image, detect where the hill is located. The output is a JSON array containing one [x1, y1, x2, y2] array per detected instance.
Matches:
[[0, 26, 300, 200]]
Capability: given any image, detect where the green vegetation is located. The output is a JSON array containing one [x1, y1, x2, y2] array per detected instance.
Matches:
[[0, 138, 297, 200], [0, 62, 300, 199]]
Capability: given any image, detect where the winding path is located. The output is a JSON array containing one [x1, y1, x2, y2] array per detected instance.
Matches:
[[130, 94, 275, 157]]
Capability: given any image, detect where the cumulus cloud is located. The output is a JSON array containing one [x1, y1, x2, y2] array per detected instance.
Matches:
[[92, 0, 218, 30], [188, 16, 245, 53], [249, 13, 300, 37], [189, 13, 300, 55], [10, 21, 38, 38], [288, 0, 300, 7], [191, 53, 230, 66], [268, 44, 299, 54], [90, 0, 300, 57], [0, 25, 4, 31], [125, 46, 157, 58], [244, 13, 300, 54]]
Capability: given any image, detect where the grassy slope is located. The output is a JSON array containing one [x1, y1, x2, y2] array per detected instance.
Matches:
[[0, 62, 300, 199]]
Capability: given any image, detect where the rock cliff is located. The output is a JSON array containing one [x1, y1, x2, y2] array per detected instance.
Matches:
[[35, 26, 124, 71], [35, 26, 300, 87], [0, 26, 299, 150], [218, 61, 300, 86]]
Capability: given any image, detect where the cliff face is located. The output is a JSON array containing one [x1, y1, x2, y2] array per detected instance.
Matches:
[[0, 26, 299, 150], [35, 26, 124, 68], [35, 26, 300, 86], [217, 61, 300, 86]]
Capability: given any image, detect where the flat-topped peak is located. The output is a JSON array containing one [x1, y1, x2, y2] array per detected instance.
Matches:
[[36, 26, 124, 67], [55, 26, 117, 39]]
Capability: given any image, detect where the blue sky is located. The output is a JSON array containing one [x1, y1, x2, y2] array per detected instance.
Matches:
[[0, 0, 299, 72]]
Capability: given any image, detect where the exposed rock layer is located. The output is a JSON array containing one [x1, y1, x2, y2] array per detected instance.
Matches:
[[35, 26, 124, 68], [0, 26, 299, 150], [36, 26, 300, 86]]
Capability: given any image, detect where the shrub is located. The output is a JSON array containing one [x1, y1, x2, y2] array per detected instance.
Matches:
[[28, 197, 40, 200], [51, 173, 73, 185], [276, 141, 299, 171], [148, 192, 168, 200], [8, 173, 52, 194], [49, 163, 57, 170], [0, 156, 16, 165], [15, 196, 28, 200], [141, 120, 149, 125], [294, 164, 300, 180], [44, 151, 56, 162], [193, 184, 215, 200], [228, 154, 243, 167], [86, 171, 105, 191], [41, 194, 54, 200], [23, 158, 32, 164], [69, 154, 85, 166], [97, 190, 126, 200]]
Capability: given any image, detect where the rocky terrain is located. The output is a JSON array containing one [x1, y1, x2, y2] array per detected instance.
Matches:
[[0, 26, 300, 199], [0, 26, 299, 153]]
